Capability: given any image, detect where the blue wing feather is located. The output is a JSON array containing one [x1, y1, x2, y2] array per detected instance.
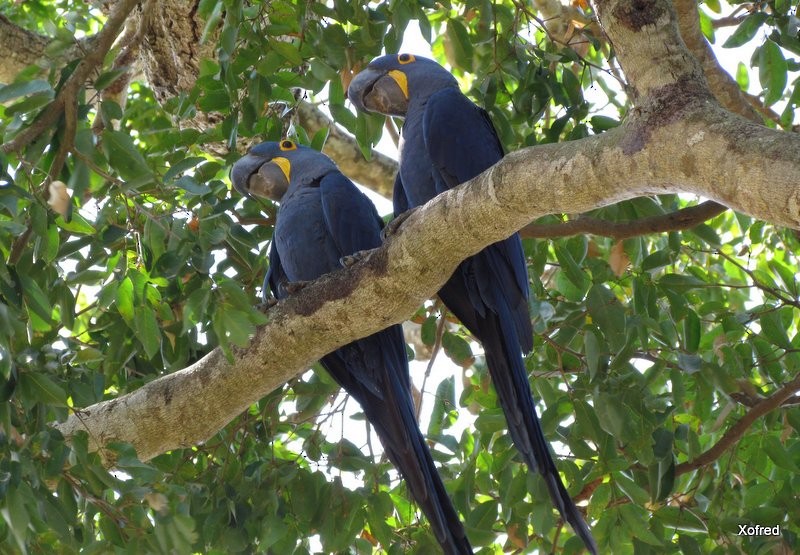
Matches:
[[267, 168, 471, 554], [401, 87, 595, 553], [422, 88, 532, 349], [319, 172, 384, 256]]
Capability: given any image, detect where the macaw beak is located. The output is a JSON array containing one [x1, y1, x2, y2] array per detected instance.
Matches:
[[230, 153, 290, 202], [347, 67, 409, 117]]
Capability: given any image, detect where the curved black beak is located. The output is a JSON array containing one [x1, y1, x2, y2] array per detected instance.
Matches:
[[230, 154, 290, 202], [347, 67, 409, 117]]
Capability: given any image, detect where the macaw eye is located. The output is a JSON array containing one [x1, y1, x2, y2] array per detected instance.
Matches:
[[397, 53, 415, 65], [279, 140, 297, 151]]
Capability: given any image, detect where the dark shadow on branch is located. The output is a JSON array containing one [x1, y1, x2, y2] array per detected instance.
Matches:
[[520, 200, 728, 240]]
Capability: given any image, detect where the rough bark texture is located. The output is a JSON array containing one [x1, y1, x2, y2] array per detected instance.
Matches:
[[672, 0, 760, 121], [55, 0, 800, 459], [6, 0, 799, 460], [0, 15, 53, 84]]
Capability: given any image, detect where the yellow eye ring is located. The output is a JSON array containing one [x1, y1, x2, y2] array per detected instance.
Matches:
[[398, 53, 415, 65], [279, 140, 297, 151]]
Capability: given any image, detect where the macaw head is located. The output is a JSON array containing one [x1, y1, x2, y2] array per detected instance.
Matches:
[[347, 53, 458, 117], [231, 139, 337, 201]]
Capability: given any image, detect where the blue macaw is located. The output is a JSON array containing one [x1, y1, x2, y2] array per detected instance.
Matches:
[[231, 140, 472, 554], [348, 55, 597, 554]]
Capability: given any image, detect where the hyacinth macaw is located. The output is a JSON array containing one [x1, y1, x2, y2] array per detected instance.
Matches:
[[348, 55, 596, 554], [231, 140, 472, 554]]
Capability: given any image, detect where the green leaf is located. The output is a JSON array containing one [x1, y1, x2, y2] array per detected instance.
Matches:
[[554, 243, 588, 292], [758, 40, 788, 106], [2, 486, 30, 552], [94, 69, 128, 91], [55, 212, 95, 234], [23, 278, 53, 324], [762, 434, 800, 472], [443, 19, 473, 70], [216, 307, 256, 348], [174, 175, 211, 196], [428, 376, 456, 437], [590, 115, 620, 132], [19, 371, 67, 407], [310, 127, 330, 151], [654, 506, 707, 533], [269, 39, 303, 66], [163, 156, 207, 182], [102, 129, 154, 183], [759, 309, 792, 349], [134, 306, 162, 359], [619, 504, 662, 546], [0, 79, 53, 102], [442, 331, 473, 368], [682, 310, 701, 353], [584, 329, 606, 381], [420, 315, 437, 346], [722, 12, 768, 48], [465, 499, 498, 544], [735, 62, 750, 90], [116, 277, 135, 323], [587, 285, 626, 351], [613, 471, 650, 506]]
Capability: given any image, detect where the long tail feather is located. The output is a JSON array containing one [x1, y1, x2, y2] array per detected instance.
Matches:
[[477, 308, 597, 555]]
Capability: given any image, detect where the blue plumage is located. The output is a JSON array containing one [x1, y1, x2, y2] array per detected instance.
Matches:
[[231, 141, 472, 554], [349, 55, 597, 554]]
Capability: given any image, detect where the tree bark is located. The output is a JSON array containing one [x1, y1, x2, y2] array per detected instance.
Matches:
[[54, 0, 800, 461]]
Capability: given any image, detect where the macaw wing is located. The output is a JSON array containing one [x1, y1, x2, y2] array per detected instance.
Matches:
[[423, 88, 531, 347], [264, 240, 289, 302], [319, 171, 384, 257], [392, 171, 410, 218], [422, 87, 504, 193]]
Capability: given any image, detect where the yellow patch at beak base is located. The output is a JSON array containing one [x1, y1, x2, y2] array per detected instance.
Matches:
[[388, 70, 409, 99], [272, 157, 291, 182]]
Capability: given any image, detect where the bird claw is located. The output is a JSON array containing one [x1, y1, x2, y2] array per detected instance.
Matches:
[[257, 297, 279, 312], [380, 208, 416, 240], [283, 280, 311, 294], [340, 249, 372, 267]]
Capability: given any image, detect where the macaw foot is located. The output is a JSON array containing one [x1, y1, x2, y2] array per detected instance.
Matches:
[[257, 297, 279, 312], [283, 280, 311, 294], [340, 249, 373, 268], [380, 208, 417, 241]]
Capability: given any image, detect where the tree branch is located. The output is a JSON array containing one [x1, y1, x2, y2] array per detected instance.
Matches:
[[53, 0, 800, 462], [1, 0, 140, 154], [520, 200, 728, 240], [673, 0, 760, 122], [0, 15, 50, 84], [675, 374, 800, 475]]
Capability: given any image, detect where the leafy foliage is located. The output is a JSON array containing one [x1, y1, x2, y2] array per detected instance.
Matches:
[[0, 0, 799, 553]]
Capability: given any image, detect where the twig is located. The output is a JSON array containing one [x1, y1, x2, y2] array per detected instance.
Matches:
[[713, 249, 800, 309], [1, 0, 141, 154], [416, 301, 447, 420], [520, 200, 728, 240], [675, 373, 800, 475]]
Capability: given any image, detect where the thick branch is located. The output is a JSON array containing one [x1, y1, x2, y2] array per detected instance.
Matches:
[[673, 0, 760, 122], [54, 0, 800, 462], [675, 374, 800, 475], [54, 104, 800, 460], [0, 15, 50, 84]]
